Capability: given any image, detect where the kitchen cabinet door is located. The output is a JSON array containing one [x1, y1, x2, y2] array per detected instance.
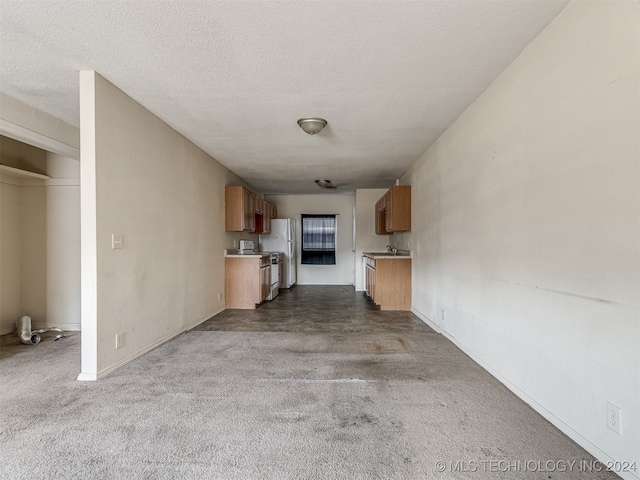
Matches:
[[374, 258, 411, 310], [225, 257, 261, 308], [226, 186, 254, 232], [243, 189, 256, 231], [255, 197, 264, 215], [375, 197, 389, 235], [365, 263, 376, 301], [389, 186, 411, 232], [262, 203, 272, 234]]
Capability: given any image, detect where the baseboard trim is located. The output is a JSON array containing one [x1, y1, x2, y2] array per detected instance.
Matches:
[[1, 325, 15, 336], [411, 306, 442, 333], [189, 307, 224, 328], [32, 323, 81, 332], [411, 306, 637, 480], [90, 307, 225, 381], [1, 323, 80, 336]]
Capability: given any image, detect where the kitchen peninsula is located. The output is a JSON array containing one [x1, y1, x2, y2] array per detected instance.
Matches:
[[363, 252, 411, 311]]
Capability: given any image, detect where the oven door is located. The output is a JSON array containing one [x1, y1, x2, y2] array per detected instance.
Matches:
[[267, 255, 279, 300]]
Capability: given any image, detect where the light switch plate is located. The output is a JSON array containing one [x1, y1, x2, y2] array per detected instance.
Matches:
[[112, 234, 123, 249]]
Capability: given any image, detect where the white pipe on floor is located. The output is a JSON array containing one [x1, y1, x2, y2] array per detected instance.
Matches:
[[16, 316, 40, 345]]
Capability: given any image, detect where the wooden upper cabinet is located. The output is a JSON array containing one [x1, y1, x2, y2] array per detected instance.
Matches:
[[375, 185, 411, 234], [385, 191, 394, 231], [255, 198, 264, 215], [243, 189, 256, 232], [226, 186, 252, 231], [225, 186, 276, 233], [263, 203, 272, 235], [375, 197, 389, 235]]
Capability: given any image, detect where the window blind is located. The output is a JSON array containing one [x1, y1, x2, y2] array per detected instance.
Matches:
[[301, 214, 336, 265]]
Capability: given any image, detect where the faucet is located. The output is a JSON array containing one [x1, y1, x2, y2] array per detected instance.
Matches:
[[386, 244, 397, 255]]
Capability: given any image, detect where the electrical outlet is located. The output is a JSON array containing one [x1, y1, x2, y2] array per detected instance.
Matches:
[[233, 240, 238, 248], [442, 309, 446, 322], [115, 333, 123, 349], [218, 292, 221, 302], [606, 402, 622, 434]]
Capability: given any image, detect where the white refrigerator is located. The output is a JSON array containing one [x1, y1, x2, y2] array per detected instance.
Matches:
[[259, 219, 297, 288]]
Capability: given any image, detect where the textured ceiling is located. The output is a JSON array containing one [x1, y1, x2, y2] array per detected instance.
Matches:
[[0, 0, 568, 194]]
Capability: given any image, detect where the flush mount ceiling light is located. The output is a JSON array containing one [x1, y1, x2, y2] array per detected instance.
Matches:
[[297, 117, 327, 135], [315, 179, 336, 189]]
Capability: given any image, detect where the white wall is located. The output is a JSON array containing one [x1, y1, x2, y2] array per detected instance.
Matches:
[[354, 189, 391, 291], [266, 194, 355, 285], [79, 71, 259, 379], [396, 1, 639, 475]]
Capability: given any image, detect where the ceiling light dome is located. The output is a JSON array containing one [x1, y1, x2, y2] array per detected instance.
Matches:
[[315, 179, 333, 188], [297, 117, 327, 135]]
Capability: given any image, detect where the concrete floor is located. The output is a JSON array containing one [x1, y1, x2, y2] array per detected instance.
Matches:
[[0, 285, 422, 358], [0, 285, 617, 478], [195, 285, 434, 334]]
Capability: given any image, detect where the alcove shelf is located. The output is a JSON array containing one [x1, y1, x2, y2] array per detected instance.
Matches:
[[0, 164, 51, 180]]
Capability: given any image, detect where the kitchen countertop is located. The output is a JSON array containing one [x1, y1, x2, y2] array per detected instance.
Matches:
[[363, 251, 411, 259], [225, 249, 271, 258], [224, 249, 284, 258]]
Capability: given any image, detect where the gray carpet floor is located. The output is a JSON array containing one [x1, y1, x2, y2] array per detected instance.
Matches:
[[0, 287, 616, 479]]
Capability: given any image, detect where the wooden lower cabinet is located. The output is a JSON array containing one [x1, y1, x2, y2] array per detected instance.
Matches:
[[225, 256, 271, 309], [365, 263, 376, 302], [364, 256, 411, 310]]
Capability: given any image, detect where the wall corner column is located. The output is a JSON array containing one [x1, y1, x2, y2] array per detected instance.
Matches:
[[78, 71, 98, 381]]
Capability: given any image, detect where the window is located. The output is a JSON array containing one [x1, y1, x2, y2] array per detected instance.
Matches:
[[301, 214, 336, 265]]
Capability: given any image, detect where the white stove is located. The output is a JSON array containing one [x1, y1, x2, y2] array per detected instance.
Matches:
[[266, 253, 279, 301], [239, 239, 255, 254]]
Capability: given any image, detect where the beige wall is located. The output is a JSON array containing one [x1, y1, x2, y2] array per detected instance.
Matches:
[[43, 153, 81, 330], [0, 92, 79, 153], [0, 180, 22, 334], [354, 189, 391, 291], [0, 134, 47, 172], [266, 194, 355, 285], [396, 0, 639, 470], [0, 137, 80, 334], [20, 183, 47, 323], [80, 71, 258, 379]]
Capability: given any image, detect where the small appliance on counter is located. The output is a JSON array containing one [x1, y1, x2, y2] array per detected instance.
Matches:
[[238, 239, 255, 254]]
